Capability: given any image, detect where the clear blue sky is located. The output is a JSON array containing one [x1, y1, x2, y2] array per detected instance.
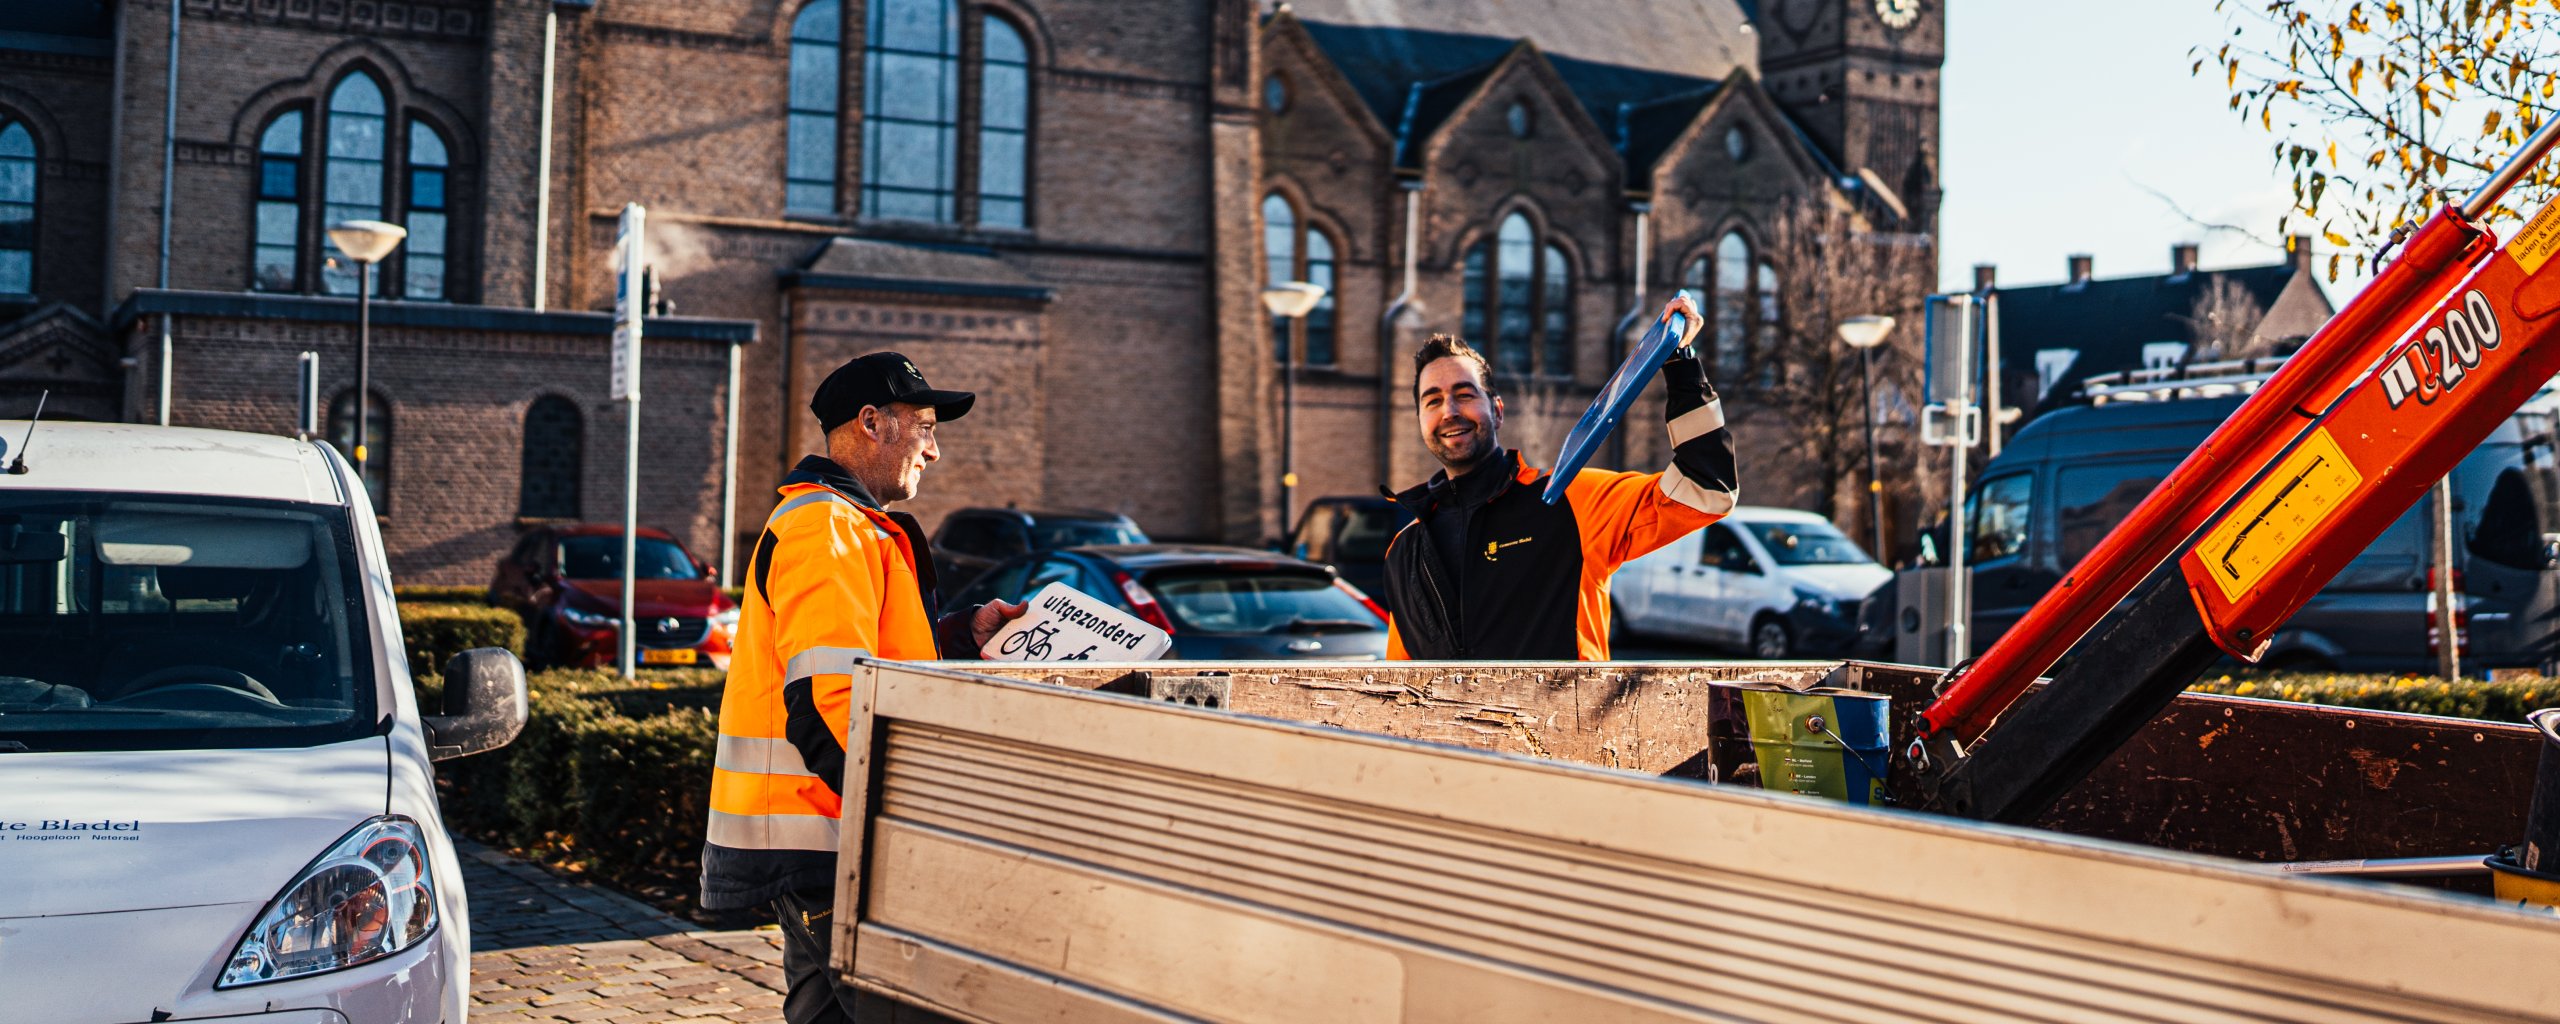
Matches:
[[1936, 0, 2350, 295]]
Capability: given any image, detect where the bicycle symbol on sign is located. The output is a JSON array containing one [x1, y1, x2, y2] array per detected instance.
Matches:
[[999, 622, 1060, 659]]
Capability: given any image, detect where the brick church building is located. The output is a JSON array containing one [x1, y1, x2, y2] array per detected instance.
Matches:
[[0, 0, 1940, 583]]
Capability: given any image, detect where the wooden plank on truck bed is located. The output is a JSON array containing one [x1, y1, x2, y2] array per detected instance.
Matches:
[[833, 655, 2560, 1024], [971, 660, 2539, 864]]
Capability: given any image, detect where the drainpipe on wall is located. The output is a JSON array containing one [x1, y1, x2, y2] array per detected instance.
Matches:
[[1607, 203, 1651, 469], [1377, 180, 1424, 487], [719, 340, 741, 585], [531, 4, 558, 311], [155, 0, 180, 425]]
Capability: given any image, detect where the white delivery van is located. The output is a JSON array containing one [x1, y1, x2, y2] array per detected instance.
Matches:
[[0, 422, 526, 1023], [1611, 505, 1891, 657]]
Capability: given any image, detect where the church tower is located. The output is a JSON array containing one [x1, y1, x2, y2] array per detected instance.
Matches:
[[1753, 0, 1944, 229]]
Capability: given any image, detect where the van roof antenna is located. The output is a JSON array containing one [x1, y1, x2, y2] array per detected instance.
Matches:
[[9, 390, 47, 475]]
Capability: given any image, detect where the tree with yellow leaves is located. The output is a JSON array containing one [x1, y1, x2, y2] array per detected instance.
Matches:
[[2200, 0, 2560, 279]]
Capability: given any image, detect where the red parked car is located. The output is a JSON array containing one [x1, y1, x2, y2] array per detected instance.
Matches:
[[489, 524, 737, 669]]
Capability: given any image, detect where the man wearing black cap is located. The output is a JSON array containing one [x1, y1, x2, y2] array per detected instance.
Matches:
[[701, 351, 1022, 1024]]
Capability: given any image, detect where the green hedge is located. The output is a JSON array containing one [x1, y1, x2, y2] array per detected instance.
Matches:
[[400, 602, 526, 678], [2188, 673, 2560, 724], [394, 585, 492, 604], [427, 667, 726, 915]]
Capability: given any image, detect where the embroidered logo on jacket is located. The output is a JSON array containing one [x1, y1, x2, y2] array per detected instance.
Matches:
[[1483, 537, 1533, 561]]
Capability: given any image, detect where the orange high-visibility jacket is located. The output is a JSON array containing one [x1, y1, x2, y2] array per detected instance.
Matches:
[[700, 457, 958, 910], [1380, 352, 1737, 661]]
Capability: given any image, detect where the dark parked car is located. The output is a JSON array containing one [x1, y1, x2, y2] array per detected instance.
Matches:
[[950, 545, 1390, 660], [1287, 496, 1413, 613], [489, 524, 737, 669], [930, 507, 1148, 602]]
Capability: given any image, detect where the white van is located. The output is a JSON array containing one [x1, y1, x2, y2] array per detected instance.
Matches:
[[1612, 506, 1891, 658], [0, 422, 526, 1023]]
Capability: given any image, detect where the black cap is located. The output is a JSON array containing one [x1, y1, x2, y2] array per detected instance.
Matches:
[[810, 351, 975, 433]]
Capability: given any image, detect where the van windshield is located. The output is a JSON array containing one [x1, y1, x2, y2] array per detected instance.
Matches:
[[0, 493, 376, 753], [1746, 520, 1873, 566]]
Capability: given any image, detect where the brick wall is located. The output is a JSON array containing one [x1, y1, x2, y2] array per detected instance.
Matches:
[[132, 306, 743, 587]]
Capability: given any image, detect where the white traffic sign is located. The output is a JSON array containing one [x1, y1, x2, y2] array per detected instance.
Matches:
[[981, 581, 1173, 662], [610, 203, 645, 402]]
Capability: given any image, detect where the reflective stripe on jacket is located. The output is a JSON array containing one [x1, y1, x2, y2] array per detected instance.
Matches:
[[699, 457, 949, 910]]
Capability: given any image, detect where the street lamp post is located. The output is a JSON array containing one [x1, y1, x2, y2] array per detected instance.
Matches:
[[1261, 282, 1327, 539], [328, 220, 408, 502], [1837, 314, 1896, 559]]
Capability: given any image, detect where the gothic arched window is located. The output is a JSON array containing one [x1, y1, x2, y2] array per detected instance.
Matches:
[[1304, 229, 1336, 367], [1263, 193, 1295, 362], [252, 111, 304, 292], [0, 120, 35, 294], [405, 122, 450, 301], [787, 0, 841, 214], [1754, 260, 1782, 385], [249, 70, 469, 298], [1463, 212, 1573, 378], [519, 395, 584, 519], [322, 73, 388, 296], [1687, 231, 1755, 382]]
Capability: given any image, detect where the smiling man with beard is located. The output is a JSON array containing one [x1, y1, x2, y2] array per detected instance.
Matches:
[[1381, 302, 1737, 660]]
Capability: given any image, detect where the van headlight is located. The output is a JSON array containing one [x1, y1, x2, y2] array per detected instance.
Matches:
[[711, 606, 741, 631], [559, 604, 615, 628], [218, 817, 437, 988]]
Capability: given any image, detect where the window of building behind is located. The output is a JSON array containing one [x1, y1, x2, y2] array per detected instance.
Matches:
[[405, 123, 450, 301], [518, 395, 583, 520], [253, 112, 303, 292], [1464, 212, 1573, 378], [322, 73, 388, 296], [1261, 193, 1340, 368], [978, 15, 1030, 229], [786, 0, 841, 215], [863, 0, 961, 221], [0, 120, 34, 294]]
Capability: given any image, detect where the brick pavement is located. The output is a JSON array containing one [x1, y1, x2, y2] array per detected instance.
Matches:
[[460, 839, 789, 1023]]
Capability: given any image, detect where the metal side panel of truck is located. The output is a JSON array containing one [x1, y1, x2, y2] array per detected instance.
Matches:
[[812, 655, 2560, 1024]]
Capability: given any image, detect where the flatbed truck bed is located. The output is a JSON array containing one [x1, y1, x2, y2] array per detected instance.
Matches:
[[807, 654, 2560, 1023]]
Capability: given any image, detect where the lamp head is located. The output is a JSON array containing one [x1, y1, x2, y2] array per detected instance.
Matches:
[[1837, 314, 1895, 350], [327, 220, 409, 265], [1260, 282, 1327, 319]]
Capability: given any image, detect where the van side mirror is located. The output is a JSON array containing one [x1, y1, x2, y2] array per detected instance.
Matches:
[[425, 648, 528, 761]]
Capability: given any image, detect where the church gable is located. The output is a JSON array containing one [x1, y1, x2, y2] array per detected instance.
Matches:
[[1418, 45, 1622, 193], [0, 304, 117, 420]]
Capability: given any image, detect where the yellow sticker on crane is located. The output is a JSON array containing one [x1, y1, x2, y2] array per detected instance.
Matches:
[[2195, 427, 2362, 605], [2510, 199, 2560, 276]]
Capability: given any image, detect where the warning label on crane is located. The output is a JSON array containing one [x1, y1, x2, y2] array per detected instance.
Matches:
[[2509, 201, 2560, 275], [2194, 428, 2362, 603]]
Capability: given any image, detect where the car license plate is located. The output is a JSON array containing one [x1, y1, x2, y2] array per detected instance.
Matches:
[[642, 648, 698, 665]]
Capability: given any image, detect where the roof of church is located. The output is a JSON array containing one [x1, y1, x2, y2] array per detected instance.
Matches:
[[1287, 0, 1758, 174], [1992, 262, 2313, 389]]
